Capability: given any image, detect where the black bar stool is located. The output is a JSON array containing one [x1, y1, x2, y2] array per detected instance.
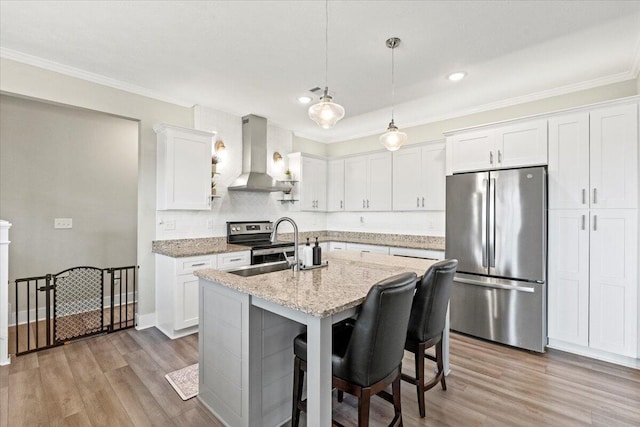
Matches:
[[402, 259, 458, 417], [291, 272, 418, 427]]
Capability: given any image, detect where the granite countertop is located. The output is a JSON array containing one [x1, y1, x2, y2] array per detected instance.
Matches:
[[152, 237, 248, 258], [153, 231, 445, 258], [193, 250, 436, 318]]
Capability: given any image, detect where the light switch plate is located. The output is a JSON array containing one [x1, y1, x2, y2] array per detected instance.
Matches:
[[54, 218, 73, 229], [164, 220, 176, 231]]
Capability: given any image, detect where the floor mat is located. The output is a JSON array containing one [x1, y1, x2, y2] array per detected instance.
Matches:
[[165, 363, 198, 400]]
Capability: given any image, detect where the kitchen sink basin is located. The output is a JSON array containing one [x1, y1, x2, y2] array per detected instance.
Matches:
[[227, 261, 290, 277]]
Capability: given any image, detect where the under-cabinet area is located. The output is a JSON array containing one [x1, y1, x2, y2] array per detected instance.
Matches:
[[155, 251, 250, 338]]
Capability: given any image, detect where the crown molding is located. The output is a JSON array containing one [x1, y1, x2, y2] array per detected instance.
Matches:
[[631, 36, 640, 78], [0, 47, 195, 108]]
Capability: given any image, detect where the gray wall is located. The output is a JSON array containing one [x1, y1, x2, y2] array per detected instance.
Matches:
[[0, 95, 138, 283]]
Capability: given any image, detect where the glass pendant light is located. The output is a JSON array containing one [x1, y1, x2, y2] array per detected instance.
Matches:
[[308, 0, 345, 129], [380, 37, 407, 151]]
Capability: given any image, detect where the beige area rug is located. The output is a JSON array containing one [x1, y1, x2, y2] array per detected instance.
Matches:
[[165, 363, 199, 400]]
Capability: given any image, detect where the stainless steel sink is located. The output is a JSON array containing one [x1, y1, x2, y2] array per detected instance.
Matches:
[[226, 261, 290, 277]]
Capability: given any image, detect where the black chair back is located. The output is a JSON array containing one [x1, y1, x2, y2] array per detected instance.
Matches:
[[339, 272, 417, 387], [407, 259, 458, 344]]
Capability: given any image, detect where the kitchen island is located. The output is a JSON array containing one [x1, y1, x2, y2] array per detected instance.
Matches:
[[194, 251, 443, 427]]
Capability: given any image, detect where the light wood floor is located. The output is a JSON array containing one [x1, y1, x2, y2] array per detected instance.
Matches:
[[1, 329, 638, 427], [8, 304, 135, 355]]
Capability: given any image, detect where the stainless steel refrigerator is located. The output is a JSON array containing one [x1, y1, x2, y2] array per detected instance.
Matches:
[[445, 166, 547, 352]]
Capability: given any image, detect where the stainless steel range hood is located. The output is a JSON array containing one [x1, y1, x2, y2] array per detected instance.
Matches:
[[228, 114, 287, 192]]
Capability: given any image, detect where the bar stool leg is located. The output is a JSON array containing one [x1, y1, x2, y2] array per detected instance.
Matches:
[[292, 356, 304, 427], [415, 342, 426, 417]]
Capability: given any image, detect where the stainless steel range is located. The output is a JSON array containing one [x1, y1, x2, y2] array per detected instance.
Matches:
[[227, 221, 295, 265]]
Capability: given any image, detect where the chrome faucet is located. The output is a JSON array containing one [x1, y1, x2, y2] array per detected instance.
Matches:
[[270, 217, 300, 271]]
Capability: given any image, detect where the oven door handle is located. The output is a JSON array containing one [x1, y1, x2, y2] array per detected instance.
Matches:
[[252, 246, 295, 256]]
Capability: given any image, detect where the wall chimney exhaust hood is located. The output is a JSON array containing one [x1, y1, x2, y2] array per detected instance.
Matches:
[[228, 114, 288, 192]]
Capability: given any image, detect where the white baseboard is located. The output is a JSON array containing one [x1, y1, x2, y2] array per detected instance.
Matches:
[[135, 312, 156, 330], [547, 339, 640, 369]]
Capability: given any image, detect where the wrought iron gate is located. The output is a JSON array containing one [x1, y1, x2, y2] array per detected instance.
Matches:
[[12, 265, 137, 355]]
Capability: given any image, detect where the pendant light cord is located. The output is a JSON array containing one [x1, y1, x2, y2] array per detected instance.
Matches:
[[391, 42, 395, 122], [324, 0, 329, 90]]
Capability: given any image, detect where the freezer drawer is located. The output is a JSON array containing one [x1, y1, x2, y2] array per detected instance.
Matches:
[[450, 273, 546, 352]]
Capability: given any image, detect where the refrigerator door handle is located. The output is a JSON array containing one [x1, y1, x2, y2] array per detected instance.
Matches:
[[481, 178, 488, 267], [488, 177, 496, 269], [455, 277, 536, 293]]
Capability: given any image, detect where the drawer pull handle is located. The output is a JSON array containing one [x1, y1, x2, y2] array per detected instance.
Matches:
[[229, 258, 242, 262], [191, 262, 206, 267]]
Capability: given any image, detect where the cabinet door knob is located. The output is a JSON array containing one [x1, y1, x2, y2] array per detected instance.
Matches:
[[592, 188, 597, 204], [498, 150, 502, 164], [582, 189, 586, 205], [593, 214, 597, 231], [417, 197, 420, 207], [422, 197, 425, 207], [340, 200, 343, 209], [367, 199, 370, 208], [581, 214, 585, 230], [489, 151, 494, 165]]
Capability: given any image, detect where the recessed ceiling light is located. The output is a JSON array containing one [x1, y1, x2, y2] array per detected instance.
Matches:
[[448, 71, 467, 82], [298, 96, 312, 104]]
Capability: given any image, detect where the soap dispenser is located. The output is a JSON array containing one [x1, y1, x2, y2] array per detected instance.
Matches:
[[303, 238, 313, 267], [313, 237, 322, 265]]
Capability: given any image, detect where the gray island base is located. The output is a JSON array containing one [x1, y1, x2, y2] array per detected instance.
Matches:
[[195, 251, 442, 427]]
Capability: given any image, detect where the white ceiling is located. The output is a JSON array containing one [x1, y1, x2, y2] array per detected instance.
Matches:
[[1, 1, 639, 142]]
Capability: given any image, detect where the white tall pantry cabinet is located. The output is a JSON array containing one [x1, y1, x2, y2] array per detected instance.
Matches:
[[547, 101, 639, 361]]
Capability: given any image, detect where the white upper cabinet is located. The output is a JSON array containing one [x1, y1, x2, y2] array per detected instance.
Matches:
[[393, 143, 445, 211], [327, 159, 345, 211], [496, 120, 548, 168], [155, 124, 215, 210], [446, 119, 548, 174], [589, 104, 638, 209], [447, 128, 495, 173], [289, 153, 327, 211], [548, 103, 638, 209], [345, 152, 392, 211], [548, 113, 590, 209]]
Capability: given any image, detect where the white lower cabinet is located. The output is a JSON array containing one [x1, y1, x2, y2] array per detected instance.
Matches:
[[329, 242, 346, 251], [156, 251, 250, 338], [388, 247, 445, 260], [548, 209, 638, 359], [217, 251, 251, 271], [588, 210, 638, 357], [345, 243, 389, 255]]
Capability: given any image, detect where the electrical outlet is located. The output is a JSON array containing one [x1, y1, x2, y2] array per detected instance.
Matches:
[[427, 221, 435, 230], [164, 220, 176, 231], [54, 218, 73, 229]]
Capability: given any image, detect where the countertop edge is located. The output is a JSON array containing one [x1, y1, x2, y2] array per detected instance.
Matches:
[[153, 231, 445, 258]]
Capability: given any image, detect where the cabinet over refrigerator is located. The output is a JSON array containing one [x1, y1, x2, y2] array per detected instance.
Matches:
[[445, 166, 547, 352]]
